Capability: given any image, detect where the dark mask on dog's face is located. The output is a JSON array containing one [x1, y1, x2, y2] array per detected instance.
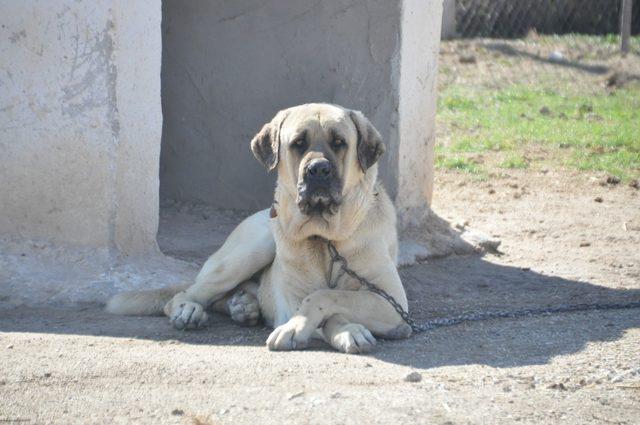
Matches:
[[250, 104, 385, 217], [292, 132, 344, 216]]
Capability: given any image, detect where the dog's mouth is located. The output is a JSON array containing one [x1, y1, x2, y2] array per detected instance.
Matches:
[[296, 183, 342, 216]]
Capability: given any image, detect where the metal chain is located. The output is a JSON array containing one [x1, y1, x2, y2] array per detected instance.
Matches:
[[325, 240, 640, 333]]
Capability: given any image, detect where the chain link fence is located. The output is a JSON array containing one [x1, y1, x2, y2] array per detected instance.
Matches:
[[446, 0, 639, 38]]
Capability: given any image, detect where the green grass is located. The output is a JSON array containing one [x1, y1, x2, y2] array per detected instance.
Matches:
[[437, 84, 640, 180], [434, 152, 488, 182], [435, 155, 483, 173], [500, 154, 529, 169]]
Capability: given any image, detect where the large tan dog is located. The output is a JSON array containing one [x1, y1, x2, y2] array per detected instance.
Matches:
[[107, 103, 411, 353]]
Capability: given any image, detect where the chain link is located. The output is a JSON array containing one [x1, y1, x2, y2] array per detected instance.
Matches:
[[455, 0, 628, 38], [325, 240, 640, 334]]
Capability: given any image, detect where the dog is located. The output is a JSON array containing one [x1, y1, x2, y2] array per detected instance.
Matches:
[[107, 103, 412, 353]]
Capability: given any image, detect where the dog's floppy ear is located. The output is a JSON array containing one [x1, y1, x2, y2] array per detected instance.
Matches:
[[251, 109, 290, 171], [349, 110, 385, 172]]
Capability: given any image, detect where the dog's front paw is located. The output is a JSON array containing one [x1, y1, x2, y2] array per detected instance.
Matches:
[[170, 300, 208, 330], [227, 290, 260, 326], [330, 323, 376, 354], [266, 317, 310, 351]]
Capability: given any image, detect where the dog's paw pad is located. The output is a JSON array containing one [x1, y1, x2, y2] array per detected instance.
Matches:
[[227, 290, 260, 326]]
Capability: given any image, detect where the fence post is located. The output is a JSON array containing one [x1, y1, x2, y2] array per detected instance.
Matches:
[[620, 0, 633, 54]]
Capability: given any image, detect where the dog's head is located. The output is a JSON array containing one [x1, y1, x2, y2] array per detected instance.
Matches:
[[251, 104, 384, 220]]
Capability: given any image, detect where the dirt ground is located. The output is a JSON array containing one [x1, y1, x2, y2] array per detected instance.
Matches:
[[2, 39, 640, 424], [2, 169, 639, 424], [437, 35, 640, 95]]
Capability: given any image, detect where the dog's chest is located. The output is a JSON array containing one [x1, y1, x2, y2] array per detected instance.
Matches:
[[282, 239, 360, 287], [267, 239, 360, 325]]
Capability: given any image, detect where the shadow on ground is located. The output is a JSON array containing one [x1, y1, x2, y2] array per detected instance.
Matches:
[[2, 254, 639, 370], [3, 204, 640, 368], [484, 42, 611, 74]]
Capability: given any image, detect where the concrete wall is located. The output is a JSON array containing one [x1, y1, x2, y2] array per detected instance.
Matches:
[[1, 0, 442, 249], [161, 0, 442, 213], [0, 0, 162, 255], [161, 0, 402, 210]]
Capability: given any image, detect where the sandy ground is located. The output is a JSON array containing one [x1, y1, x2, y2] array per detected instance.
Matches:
[[2, 168, 640, 424]]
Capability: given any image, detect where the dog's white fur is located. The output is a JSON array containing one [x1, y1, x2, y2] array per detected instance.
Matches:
[[107, 104, 411, 353]]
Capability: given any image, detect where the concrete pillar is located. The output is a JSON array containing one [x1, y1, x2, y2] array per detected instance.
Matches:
[[396, 0, 442, 230], [0, 0, 162, 256]]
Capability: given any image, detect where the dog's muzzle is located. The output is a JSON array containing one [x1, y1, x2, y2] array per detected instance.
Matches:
[[296, 158, 341, 216]]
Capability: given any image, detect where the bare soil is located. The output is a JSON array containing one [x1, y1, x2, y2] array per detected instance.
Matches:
[[2, 169, 639, 424], [437, 36, 640, 94]]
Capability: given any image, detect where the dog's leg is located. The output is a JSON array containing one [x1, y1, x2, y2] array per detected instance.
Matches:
[[165, 209, 275, 330], [266, 268, 412, 353]]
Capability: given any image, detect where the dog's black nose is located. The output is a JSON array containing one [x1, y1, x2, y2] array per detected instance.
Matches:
[[306, 159, 332, 178]]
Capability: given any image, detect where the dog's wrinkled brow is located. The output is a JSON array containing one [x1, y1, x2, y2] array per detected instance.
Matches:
[[290, 129, 307, 143], [328, 128, 346, 142]]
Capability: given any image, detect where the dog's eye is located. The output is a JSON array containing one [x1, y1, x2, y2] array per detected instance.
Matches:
[[330, 138, 346, 150], [291, 137, 307, 151]]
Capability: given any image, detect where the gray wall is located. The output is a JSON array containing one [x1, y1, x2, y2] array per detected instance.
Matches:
[[160, 0, 401, 210], [0, 0, 162, 254]]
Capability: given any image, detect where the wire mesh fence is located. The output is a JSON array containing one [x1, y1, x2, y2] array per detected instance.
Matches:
[[450, 0, 639, 38]]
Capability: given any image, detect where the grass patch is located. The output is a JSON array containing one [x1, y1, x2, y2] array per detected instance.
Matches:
[[435, 154, 484, 174], [437, 34, 640, 179], [570, 148, 640, 181], [442, 95, 478, 111], [500, 154, 529, 169], [437, 83, 640, 179]]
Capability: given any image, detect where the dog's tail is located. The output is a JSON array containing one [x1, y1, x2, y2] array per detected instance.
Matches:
[[105, 284, 187, 316]]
